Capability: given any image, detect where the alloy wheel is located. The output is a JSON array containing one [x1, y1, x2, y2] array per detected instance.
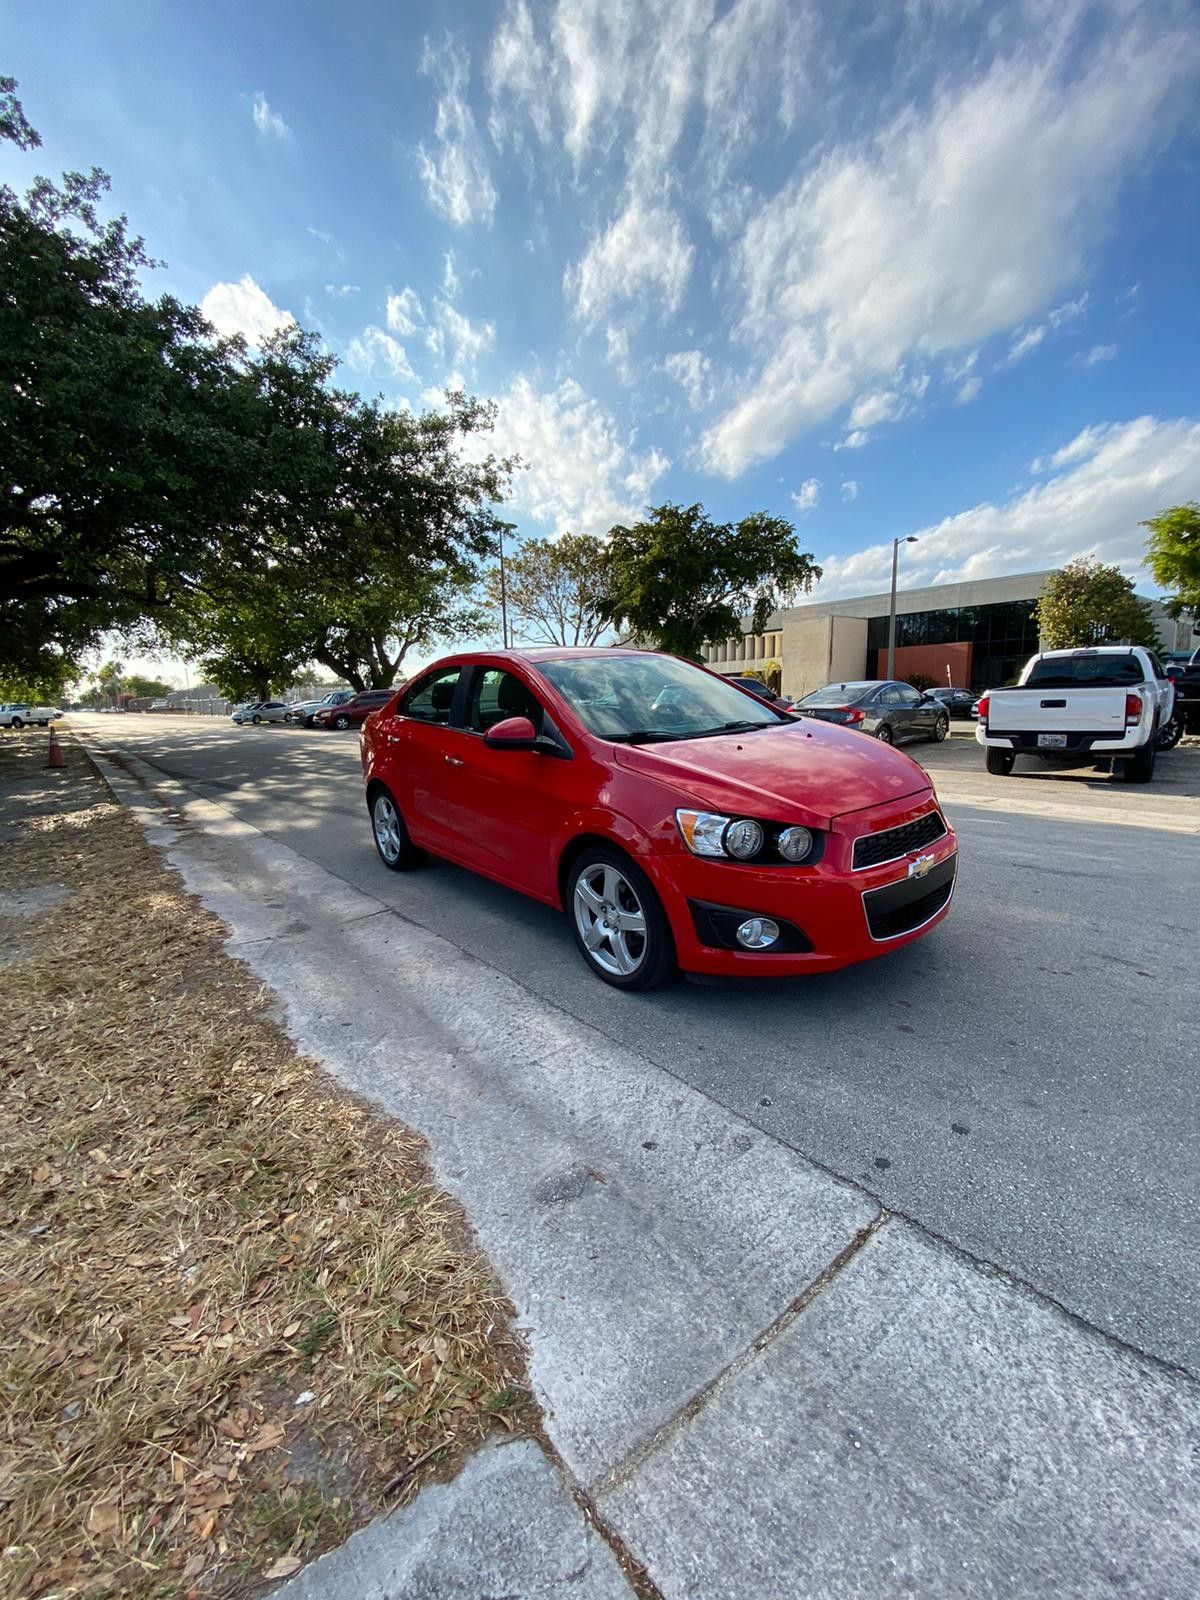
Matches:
[[875, 722, 893, 743], [932, 716, 949, 742], [372, 794, 402, 864], [573, 863, 647, 978]]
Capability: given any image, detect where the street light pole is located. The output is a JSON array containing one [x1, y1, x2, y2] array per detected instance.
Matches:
[[885, 536, 919, 680], [497, 521, 516, 649]]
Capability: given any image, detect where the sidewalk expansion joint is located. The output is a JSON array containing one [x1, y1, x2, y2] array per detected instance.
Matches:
[[592, 1210, 891, 1498]]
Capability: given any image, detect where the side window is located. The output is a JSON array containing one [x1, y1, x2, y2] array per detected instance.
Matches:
[[1147, 652, 1166, 681], [466, 668, 543, 733], [899, 686, 922, 707], [399, 666, 461, 724], [879, 686, 903, 707]]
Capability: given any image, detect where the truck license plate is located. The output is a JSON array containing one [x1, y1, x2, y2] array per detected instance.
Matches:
[[1037, 733, 1068, 749]]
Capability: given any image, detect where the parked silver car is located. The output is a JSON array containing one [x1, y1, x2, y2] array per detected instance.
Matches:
[[231, 700, 293, 725]]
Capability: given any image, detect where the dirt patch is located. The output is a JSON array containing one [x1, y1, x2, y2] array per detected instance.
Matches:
[[0, 735, 533, 1598]]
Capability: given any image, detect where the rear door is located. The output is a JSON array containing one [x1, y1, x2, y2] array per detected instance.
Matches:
[[383, 666, 467, 853]]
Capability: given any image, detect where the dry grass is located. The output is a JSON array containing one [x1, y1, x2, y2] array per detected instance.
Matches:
[[0, 738, 532, 1598]]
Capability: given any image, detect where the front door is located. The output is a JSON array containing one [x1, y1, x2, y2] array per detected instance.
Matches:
[[384, 665, 467, 854]]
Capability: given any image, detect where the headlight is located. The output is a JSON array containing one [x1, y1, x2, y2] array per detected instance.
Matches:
[[675, 810, 818, 865], [777, 825, 813, 862]]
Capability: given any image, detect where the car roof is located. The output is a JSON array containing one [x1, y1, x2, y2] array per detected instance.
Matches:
[[414, 646, 684, 671]]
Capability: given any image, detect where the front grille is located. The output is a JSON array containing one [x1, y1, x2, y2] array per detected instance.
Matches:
[[852, 809, 946, 870], [863, 856, 956, 941]]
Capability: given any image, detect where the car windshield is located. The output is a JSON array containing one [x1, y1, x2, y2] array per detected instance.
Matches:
[[1025, 653, 1145, 688], [538, 654, 785, 741], [799, 682, 877, 706]]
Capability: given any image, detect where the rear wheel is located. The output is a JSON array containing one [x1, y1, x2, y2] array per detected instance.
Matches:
[[1120, 741, 1156, 784], [986, 748, 1015, 776], [567, 846, 675, 991], [930, 715, 949, 743], [874, 722, 894, 743], [370, 788, 421, 870], [334, 714, 351, 730]]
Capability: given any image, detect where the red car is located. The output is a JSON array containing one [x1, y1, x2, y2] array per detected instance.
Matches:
[[312, 687, 396, 729], [360, 649, 957, 989]]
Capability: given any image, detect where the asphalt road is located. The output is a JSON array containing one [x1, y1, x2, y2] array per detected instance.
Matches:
[[75, 713, 1199, 1376]]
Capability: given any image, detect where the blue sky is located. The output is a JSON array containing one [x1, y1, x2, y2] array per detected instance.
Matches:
[[5, 0, 1200, 639]]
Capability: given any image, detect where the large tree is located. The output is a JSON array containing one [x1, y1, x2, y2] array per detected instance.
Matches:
[[1034, 559, 1160, 650], [1143, 502, 1200, 627], [600, 503, 820, 660], [489, 532, 612, 646]]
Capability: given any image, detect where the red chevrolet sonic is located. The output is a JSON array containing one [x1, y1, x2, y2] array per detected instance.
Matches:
[[360, 648, 957, 989]]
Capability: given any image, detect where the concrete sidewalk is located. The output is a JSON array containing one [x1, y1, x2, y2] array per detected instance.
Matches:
[[84, 736, 1200, 1600]]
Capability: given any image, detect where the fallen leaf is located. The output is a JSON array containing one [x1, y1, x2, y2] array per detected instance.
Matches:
[[264, 1555, 303, 1580], [86, 1502, 119, 1535]]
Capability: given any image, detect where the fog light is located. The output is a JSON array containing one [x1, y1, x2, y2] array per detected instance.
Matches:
[[736, 916, 780, 950]]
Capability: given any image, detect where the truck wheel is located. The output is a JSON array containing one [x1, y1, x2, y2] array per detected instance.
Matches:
[[10, 717, 23, 730], [1120, 742, 1156, 784], [1156, 713, 1183, 751], [986, 749, 1015, 776]]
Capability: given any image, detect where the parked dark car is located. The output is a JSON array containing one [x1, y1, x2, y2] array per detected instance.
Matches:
[[926, 686, 976, 717], [293, 689, 355, 728], [312, 688, 396, 729], [721, 674, 793, 710], [1164, 661, 1200, 737], [795, 680, 950, 744]]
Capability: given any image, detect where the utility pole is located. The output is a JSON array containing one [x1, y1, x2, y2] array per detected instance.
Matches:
[[497, 521, 516, 649], [886, 536, 919, 679]]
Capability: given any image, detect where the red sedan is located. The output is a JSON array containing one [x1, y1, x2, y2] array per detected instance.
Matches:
[[360, 649, 957, 990]]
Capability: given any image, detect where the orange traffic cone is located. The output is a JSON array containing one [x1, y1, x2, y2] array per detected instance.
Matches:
[[47, 729, 65, 769]]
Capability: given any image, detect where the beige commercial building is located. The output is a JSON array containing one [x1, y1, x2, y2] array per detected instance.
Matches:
[[701, 571, 1191, 700]]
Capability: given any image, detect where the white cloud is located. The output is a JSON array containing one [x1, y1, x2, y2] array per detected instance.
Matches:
[[606, 325, 633, 383], [325, 283, 359, 299], [435, 300, 495, 369], [1085, 342, 1118, 366], [442, 251, 461, 299], [792, 478, 821, 513], [815, 416, 1200, 598], [386, 288, 424, 335], [422, 370, 467, 405], [999, 323, 1047, 367], [955, 375, 984, 406], [345, 326, 416, 382], [487, 0, 553, 148], [663, 349, 713, 411], [840, 480, 859, 501], [1048, 292, 1088, 328], [417, 37, 497, 227], [701, 19, 1199, 475], [484, 375, 670, 536], [567, 198, 693, 327], [251, 92, 290, 139], [200, 275, 295, 345], [834, 429, 870, 452], [848, 390, 901, 431]]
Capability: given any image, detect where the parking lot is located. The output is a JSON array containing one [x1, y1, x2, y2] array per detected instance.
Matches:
[[72, 712, 1198, 1379]]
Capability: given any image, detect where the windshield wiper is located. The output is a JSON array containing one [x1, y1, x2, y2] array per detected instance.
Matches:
[[701, 719, 779, 735], [610, 729, 684, 744]]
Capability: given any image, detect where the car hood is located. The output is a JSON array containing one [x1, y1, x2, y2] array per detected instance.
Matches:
[[612, 719, 930, 826]]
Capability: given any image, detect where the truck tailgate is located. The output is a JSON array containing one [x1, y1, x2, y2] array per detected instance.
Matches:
[[987, 687, 1128, 735]]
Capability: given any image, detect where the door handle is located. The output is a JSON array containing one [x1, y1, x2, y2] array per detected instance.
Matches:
[[444, 754, 464, 767]]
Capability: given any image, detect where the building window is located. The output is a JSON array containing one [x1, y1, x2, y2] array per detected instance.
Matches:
[[865, 599, 1039, 690]]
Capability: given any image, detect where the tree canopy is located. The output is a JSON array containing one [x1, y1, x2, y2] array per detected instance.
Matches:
[[599, 503, 820, 660], [1034, 559, 1160, 650], [1142, 502, 1200, 625], [490, 532, 612, 647]]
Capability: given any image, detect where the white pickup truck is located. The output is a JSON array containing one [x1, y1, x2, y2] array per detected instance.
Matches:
[[975, 645, 1175, 784], [0, 702, 61, 729]]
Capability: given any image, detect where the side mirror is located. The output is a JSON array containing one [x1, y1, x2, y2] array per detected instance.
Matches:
[[484, 715, 540, 750]]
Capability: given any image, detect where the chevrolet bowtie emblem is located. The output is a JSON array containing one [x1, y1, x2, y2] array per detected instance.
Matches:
[[907, 853, 935, 880]]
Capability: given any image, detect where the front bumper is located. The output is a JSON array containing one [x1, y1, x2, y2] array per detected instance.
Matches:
[[652, 798, 958, 977]]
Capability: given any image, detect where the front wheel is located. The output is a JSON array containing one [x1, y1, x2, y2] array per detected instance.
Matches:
[[874, 722, 894, 743], [251, 714, 262, 725], [1157, 713, 1183, 751], [986, 748, 1015, 776], [334, 714, 351, 730], [930, 716, 949, 743], [284, 713, 293, 723], [10, 717, 23, 730], [1120, 742, 1156, 784], [567, 847, 675, 991]]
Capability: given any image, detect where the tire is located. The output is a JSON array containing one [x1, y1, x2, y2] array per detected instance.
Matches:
[[1120, 741, 1156, 784], [284, 713, 293, 724], [874, 722, 894, 743], [1157, 713, 1184, 751], [567, 845, 675, 991], [986, 748, 1016, 776], [930, 715, 949, 743], [251, 714, 262, 725], [11, 717, 23, 730], [334, 714, 351, 730], [369, 786, 421, 871]]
